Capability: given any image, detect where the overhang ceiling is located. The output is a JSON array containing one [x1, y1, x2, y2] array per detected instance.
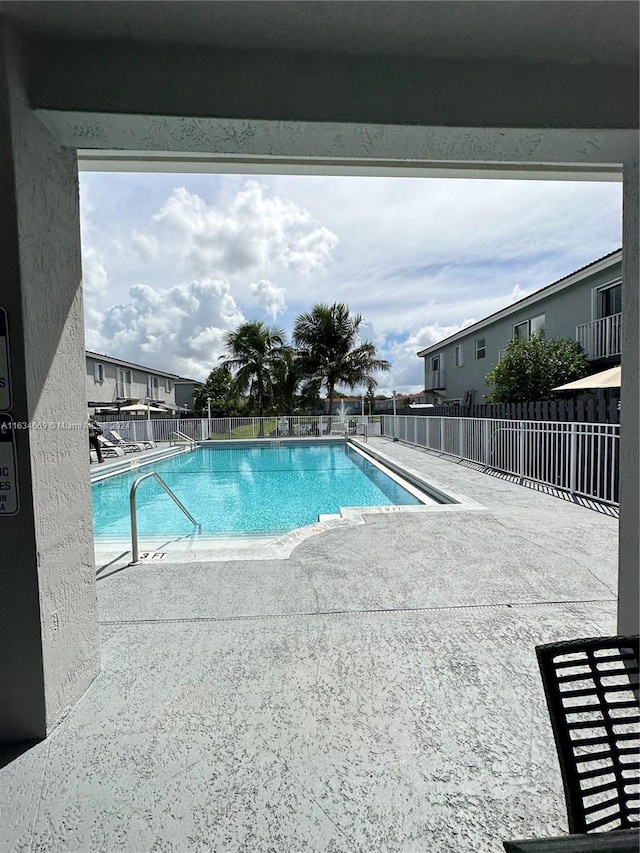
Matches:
[[0, 0, 637, 67]]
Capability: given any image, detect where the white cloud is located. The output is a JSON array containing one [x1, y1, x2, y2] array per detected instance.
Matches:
[[81, 246, 112, 348], [82, 246, 109, 296], [152, 182, 338, 279], [249, 280, 287, 320], [132, 230, 159, 262], [78, 180, 95, 241], [92, 278, 244, 380]]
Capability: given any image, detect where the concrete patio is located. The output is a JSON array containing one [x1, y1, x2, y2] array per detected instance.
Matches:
[[1, 438, 619, 852]]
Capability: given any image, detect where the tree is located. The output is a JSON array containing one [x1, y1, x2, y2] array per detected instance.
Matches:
[[220, 321, 289, 419], [268, 348, 301, 415], [484, 334, 590, 403], [365, 380, 376, 416], [292, 303, 390, 424], [193, 366, 243, 416]]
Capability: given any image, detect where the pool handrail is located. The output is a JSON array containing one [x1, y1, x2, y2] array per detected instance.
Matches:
[[128, 471, 201, 565], [170, 429, 197, 448]]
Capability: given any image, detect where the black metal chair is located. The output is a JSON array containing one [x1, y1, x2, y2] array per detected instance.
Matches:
[[535, 635, 639, 834]]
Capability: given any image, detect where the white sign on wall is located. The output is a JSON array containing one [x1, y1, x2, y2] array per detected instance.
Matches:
[[0, 414, 18, 515], [0, 309, 10, 411]]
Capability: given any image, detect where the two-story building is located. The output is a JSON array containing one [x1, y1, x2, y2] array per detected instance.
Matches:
[[86, 351, 201, 414], [417, 249, 622, 404]]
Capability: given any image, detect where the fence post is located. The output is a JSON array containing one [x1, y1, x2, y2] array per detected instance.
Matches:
[[569, 423, 577, 494], [518, 424, 526, 482], [439, 417, 444, 452], [458, 418, 463, 458], [483, 419, 491, 466]]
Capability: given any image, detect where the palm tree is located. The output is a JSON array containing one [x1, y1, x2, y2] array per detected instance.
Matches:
[[220, 321, 288, 424], [270, 349, 324, 433], [292, 303, 390, 425], [269, 347, 303, 416]]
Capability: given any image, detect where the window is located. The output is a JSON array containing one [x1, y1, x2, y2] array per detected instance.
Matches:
[[514, 313, 545, 342], [428, 354, 444, 389], [597, 283, 621, 318], [148, 376, 160, 399], [454, 344, 464, 367], [165, 379, 173, 393], [475, 338, 486, 360], [513, 320, 529, 341], [93, 363, 105, 382], [117, 368, 132, 397], [530, 314, 545, 337]]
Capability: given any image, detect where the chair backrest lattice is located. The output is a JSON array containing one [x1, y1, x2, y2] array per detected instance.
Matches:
[[536, 635, 639, 834]]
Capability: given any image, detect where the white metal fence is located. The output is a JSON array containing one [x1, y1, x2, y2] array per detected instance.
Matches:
[[97, 414, 619, 505], [381, 415, 620, 505], [98, 415, 381, 445]]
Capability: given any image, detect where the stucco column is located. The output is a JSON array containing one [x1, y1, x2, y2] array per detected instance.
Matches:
[[618, 159, 640, 635], [0, 28, 99, 741]]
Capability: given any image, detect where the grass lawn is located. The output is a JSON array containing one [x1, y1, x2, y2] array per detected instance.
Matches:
[[208, 420, 278, 440]]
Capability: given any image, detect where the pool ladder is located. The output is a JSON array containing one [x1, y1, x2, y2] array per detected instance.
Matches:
[[170, 429, 197, 448], [128, 472, 201, 565]]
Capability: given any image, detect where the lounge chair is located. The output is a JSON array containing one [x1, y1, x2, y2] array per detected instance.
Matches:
[[110, 429, 155, 451], [96, 435, 126, 457], [105, 430, 141, 452], [104, 430, 139, 453]]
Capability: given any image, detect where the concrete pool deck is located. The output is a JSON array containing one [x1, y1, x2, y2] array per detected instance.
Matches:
[[1, 437, 620, 852]]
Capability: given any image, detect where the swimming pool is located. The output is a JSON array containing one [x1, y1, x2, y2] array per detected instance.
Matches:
[[92, 442, 426, 539]]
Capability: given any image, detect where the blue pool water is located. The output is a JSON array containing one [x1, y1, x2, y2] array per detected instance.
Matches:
[[92, 443, 422, 539]]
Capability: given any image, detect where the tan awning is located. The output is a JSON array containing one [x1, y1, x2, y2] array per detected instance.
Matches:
[[553, 366, 621, 391]]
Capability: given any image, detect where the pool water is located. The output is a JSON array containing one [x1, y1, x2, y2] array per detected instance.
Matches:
[[92, 443, 422, 539]]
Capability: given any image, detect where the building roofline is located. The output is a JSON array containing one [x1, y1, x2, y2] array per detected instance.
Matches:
[[86, 350, 200, 382], [417, 248, 622, 357]]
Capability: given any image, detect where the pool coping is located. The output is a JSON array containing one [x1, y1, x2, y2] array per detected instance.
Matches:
[[347, 437, 480, 507], [90, 444, 193, 483]]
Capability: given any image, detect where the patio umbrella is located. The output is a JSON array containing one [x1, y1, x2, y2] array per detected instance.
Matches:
[[552, 365, 621, 391], [118, 402, 167, 412]]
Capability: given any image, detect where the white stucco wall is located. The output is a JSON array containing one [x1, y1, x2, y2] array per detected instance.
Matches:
[[619, 161, 640, 635], [0, 28, 99, 740]]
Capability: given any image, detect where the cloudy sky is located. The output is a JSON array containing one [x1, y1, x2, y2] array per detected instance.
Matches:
[[79, 172, 622, 395]]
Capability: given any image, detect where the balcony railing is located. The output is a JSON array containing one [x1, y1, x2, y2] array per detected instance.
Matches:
[[576, 313, 622, 360], [117, 382, 154, 401], [427, 369, 446, 390]]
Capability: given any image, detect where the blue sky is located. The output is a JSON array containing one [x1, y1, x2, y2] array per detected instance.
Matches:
[[79, 172, 622, 394]]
